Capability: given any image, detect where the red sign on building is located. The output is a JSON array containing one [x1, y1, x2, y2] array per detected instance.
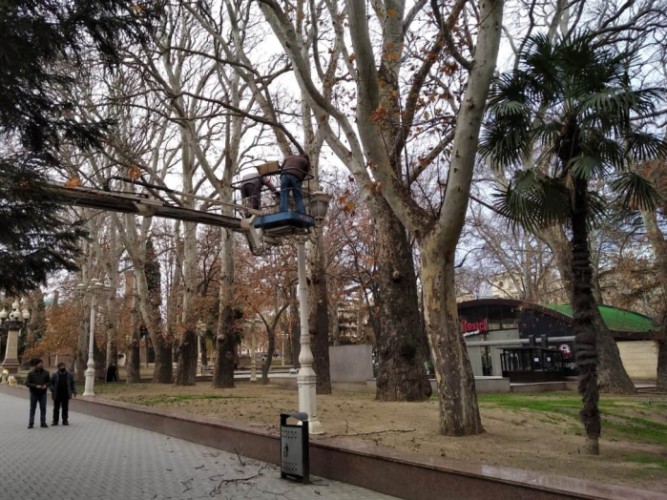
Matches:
[[460, 318, 488, 334]]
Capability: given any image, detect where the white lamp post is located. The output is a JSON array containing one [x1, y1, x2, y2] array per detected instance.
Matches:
[[295, 188, 331, 435], [1, 301, 30, 376], [295, 234, 321, 432], [77, 278, 114, 396]]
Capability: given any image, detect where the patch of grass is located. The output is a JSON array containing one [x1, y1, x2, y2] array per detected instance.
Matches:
[[133, 394, 256, 406], [477, 393, 667, 443], [603, 415, 667, 446], [478, 393, 582, 419], [623, 453, 667, 470]]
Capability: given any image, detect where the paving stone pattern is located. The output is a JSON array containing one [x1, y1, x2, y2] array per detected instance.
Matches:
[[0, 392, 396, 500]]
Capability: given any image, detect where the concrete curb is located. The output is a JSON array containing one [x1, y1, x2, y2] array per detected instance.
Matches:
[[1, 384, 663, 500]]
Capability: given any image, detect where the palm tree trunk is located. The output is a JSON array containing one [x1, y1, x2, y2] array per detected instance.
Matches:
[[571, 179, 600, 455], [539, 226, 634, 393]]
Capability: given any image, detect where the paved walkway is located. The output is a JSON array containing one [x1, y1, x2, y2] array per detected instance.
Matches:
[[0, 391, 396, 500]]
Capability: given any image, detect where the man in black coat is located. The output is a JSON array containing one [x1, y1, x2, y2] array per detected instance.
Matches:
[[50, 362, 76, 426], [25, 358, 50, 428]]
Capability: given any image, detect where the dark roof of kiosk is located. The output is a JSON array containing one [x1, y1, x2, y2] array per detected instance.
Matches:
[[457, 298, 659, 337]]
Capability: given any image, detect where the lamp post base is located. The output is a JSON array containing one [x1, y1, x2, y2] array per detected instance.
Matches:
[[83, 366, 96, 397], [1, 358, 20, 376], [2, 325, 22, 376], [297, 368, 323, 434]]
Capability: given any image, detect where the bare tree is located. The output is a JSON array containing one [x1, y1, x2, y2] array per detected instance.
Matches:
[[257, 0, 503, 434]]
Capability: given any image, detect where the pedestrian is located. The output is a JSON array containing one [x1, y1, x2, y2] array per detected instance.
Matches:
[[279, 153, 310, 213], [106, 362, 119, 382], [49, 362, 76, 426], [240, 173, 277, 216], [25, 358, 50, 429]]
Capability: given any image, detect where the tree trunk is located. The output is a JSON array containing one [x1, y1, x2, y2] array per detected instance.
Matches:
[[126, 335, 141, 384], [261, 328, 275, 385], [200, 334, 208, 369], [640, 209, 667, 390], [421, 236, 483, 435], [174, 329, 197, 385], [152, 334, 173, 383], [141, 238, 171, 383], [593, 311, 635, 393], [125, 274, 141, 384], [374, 206, 431, 401], [657, 320, 667, 391], [213, 230, 236, 389], [75, 318, 87, 385], [311, 233, 332, 394], [213, 304, 237, 388], [571, 179, 600, 455]]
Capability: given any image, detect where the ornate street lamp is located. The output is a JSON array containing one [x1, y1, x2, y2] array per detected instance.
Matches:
[[309, 190, 332, 223], [296, 187, 331, 434], [1, 300, 30, 376], [77, 278, 114, 396]]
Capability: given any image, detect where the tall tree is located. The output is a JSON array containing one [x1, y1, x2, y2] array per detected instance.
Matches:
[[480, 32, 667, 453], [259, 0, 503, 435]]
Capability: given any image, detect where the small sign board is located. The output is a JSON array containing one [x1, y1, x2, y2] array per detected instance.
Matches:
[[280, 412, 309, 482]]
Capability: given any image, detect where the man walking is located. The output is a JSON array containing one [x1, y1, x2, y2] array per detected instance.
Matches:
[[50, 362, 76, 426], [25, 358, 50, 428]]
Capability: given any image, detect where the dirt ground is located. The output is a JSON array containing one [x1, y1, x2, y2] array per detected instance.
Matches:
[[96, 382, 667, 494]]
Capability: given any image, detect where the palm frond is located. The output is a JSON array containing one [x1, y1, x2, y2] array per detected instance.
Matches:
[[579, 88, 658, 128], [568, 154, 604, 180], [576, 134, 624, 174], [492, 170, 571, 231], [531, 122, 561, 150], [488, 73, 529, 107], [611, 172, 662, 211], [479, 120, 530, 168], [482, 28, 667, 231], [626, 132, 667, 162], [491, 100, 529, 118]]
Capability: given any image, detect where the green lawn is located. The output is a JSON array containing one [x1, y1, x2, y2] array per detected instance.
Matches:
[[478, 392, 667, 447]]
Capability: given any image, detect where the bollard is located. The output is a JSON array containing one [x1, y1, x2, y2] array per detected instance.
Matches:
[[280, 412, 309, 483]]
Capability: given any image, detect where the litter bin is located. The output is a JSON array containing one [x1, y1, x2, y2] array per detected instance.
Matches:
[[280, 412, 309, 483]]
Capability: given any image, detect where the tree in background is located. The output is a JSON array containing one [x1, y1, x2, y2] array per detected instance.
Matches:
[[481, 32, 667, 453]]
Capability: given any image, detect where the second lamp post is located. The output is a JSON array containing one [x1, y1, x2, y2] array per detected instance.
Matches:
[[77, 278, 114, 396]]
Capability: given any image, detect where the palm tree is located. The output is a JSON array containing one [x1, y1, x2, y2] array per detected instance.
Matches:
[[480, 32, 667, 454]]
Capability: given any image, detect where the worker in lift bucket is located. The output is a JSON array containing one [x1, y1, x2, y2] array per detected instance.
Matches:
[[279, 153, 310, 213], [240, 173, 277, 216]]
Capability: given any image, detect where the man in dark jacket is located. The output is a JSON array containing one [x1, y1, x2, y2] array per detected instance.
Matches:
[[279, 154, 310, 213], [25, 358, 50, 428], [49, 362, 76, 426]]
